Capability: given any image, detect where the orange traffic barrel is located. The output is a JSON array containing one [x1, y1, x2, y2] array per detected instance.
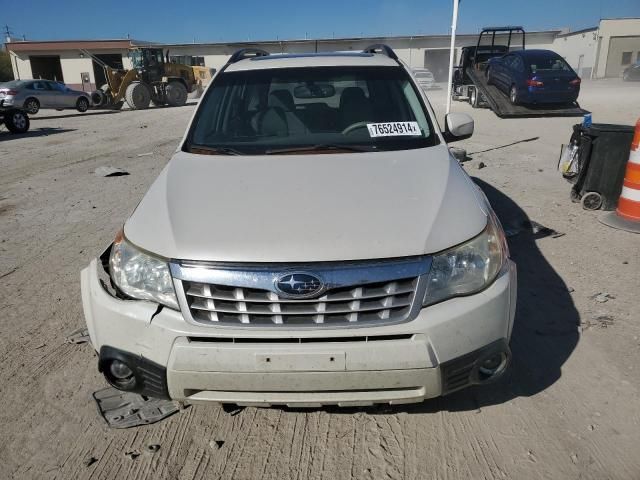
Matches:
[[600, 118, 640, 233]]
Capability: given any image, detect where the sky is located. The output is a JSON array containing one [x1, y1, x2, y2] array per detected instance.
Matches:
[[2, 0, 639, 44]]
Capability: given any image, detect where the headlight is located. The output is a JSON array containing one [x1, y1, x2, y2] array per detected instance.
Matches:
[[423, 212, 508, 307], [109, 230, 178, 309]]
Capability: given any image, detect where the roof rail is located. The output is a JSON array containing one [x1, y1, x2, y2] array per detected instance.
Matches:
[[362, 44, 398, 60], [227, 48, 270, 64], [481, 26, 525, 32]]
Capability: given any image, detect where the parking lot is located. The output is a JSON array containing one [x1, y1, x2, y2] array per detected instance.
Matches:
[[1, 78, 639, 479]]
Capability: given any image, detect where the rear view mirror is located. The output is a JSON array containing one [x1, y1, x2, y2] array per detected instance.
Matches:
[[443, 113, 474, 142], [294, 84, 336, 99]]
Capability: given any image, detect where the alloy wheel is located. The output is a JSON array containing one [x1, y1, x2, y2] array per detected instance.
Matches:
[[13, 112, 27, 130]]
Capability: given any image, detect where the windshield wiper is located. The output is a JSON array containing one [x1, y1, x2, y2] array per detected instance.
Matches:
[[264, 144, 375, 155], [188, 145, 244, 155]]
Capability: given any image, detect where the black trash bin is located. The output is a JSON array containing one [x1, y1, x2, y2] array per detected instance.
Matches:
[[568, 123, 635, 210]]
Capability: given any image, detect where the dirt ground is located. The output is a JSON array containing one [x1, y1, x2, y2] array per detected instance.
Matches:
[[1, 78, 639, 480]]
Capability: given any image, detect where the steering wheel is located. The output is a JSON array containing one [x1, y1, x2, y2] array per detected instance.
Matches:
[[341, 121, 370, 136]]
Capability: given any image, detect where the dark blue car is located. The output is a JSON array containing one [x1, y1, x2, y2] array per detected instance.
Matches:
[[487, 49, 581, 105]]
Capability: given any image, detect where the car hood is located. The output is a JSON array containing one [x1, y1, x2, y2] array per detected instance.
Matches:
[[124, 146, 488, 262]]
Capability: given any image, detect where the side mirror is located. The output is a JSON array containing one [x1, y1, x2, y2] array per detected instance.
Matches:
[[443, 113, 474, 143]]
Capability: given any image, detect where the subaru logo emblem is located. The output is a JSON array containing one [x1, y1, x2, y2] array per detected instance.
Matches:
[[275, 273, 324, 298]]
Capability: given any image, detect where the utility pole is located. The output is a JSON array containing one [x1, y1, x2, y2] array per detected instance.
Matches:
[[445, 0, 460, 114], [3, 24, 13, 44]]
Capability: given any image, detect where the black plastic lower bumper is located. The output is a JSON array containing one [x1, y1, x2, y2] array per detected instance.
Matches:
[[98, 346, 170, 399], [440, 339, 511, 395]]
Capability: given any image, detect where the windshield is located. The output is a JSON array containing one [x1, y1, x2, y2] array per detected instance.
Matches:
[[527, 54, 572, 73], [130, 50, 143, 69], [187, 66, 437, 154]]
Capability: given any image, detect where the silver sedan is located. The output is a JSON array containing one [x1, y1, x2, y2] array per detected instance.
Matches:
[[0, 79, 91, 114]]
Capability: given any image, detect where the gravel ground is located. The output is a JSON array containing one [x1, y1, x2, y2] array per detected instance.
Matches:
[[0, 79, 639, 480]]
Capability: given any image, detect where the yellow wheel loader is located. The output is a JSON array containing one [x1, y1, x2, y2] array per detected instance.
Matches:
[[85, 48, 214, 110]]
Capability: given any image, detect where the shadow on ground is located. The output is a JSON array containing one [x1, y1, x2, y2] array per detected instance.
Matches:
[[30, 110, 121, 121], [408, 178, 579, 413], [286, 178, 581, 415], [0, 127, 76, 140], [30, 102, 198, 121]]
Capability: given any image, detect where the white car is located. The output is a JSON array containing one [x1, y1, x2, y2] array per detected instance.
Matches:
[[81, 45, 516, 407], [0, 79, 91, 114], [412, 68, 436, 90]]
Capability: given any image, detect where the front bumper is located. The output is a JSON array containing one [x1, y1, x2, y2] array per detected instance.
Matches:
[[81, 259, 516, 406]]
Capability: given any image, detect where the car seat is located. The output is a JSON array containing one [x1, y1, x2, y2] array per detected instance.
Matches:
[[268, 90, 306, 135], [339, 87, 373, 130]]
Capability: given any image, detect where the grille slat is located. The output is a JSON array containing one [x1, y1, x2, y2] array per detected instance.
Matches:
[[183, 276, 419, 326], [185, 284, 415, 303]]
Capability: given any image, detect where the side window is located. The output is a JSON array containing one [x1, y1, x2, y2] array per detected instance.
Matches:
[[32, 81, 46, 90], [513, 57, 524, 73]]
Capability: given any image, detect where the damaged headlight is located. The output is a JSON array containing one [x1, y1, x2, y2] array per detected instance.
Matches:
[[109, 230, 178, 309], [423, 212, 508, 307]]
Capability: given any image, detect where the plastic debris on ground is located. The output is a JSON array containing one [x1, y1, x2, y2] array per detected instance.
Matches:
[[504, 220, 565, 239], [66, 327, 91, 345], [94, 166, 129, 177], [93, 387, 179, 429]]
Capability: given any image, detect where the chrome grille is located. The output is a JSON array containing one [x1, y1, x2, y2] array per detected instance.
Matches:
[[171, 256, 431, 328], [184, 278, 417, 325]]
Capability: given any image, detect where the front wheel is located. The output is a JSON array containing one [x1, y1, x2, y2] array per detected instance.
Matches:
[[24, 98, 40, 115], [509, 85, 519, 105], [5, 109, 30, 133], [470, 87, 479, 108], [125, 82, 151, 110], [76, 97, 90, 112], [165, 81, 188, 107]]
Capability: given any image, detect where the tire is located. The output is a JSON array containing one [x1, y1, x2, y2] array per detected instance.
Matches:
[[24, 98, 40, 115], [110, 101, 124, 111], [470, 87, 479, 108], [165, 81, 188, 107], [76, 97, 90, 112], [486, 68, 493, 85], [509, 85, 519, 105], [4, 109, 30, 134], [124, 82, 151, 110], [91, 90, 106, 107], [581, 192, 603, 211]]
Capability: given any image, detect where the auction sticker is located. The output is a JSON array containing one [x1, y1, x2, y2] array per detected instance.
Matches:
[[367, 122, 421, 137]]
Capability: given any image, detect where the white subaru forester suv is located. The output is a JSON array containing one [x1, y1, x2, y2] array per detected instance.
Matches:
[[81, 45, 516, 407]]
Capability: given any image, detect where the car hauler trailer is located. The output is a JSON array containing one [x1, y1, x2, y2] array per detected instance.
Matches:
[[452, 27, 588, 118]]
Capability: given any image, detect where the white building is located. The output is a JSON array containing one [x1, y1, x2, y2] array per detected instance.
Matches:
[[593, 18, 640, 78], [5, 18, 640, 91]]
